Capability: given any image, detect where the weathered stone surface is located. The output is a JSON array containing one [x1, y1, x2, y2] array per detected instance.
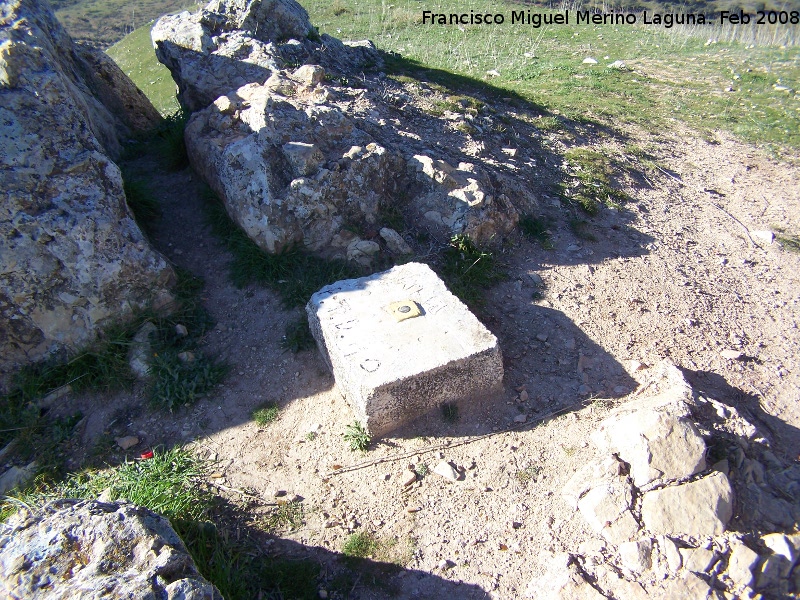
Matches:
[[651, 572, 713, 600], [525, 553, 606, 599], [725, 541, 759, 591], [0, 500, 221, 599], [619, 538, 653, 573], [307, 263, 502, 436], [0, 0, 174, 382], [184, 80, 408, 255], [380, 228, 412, 255], [562, 457, 639, 544], [433, 461, 459, 482], [591, 406, 707, 487], [0, 463, 36, 496], [641, 472, 734, 537], [152, 0, 382, 112]]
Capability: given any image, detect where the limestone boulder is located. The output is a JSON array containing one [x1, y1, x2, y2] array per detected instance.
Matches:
[[525, 553, 606, 599], [640, 472, 734, 537], [184, 76, 407, 255], [0, 0, 174, 381], [152, 0, 382, 112], [2, 0, 161, 160], [0, 500, 221, 599]]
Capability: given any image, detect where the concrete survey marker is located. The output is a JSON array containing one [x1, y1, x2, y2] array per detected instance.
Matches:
[[306, 262, 503, 436]]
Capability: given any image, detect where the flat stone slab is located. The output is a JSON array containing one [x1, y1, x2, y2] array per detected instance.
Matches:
[[307, 262, 503, 435]]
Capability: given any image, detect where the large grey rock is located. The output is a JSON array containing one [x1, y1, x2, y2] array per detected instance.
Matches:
[[184, 78, 407, 255], [0, 499, 221, 599], [307, 263, 503, 436], [641, 472, 734, 537], [0, 0, 174, 382], [152, 0, 382, 112], [590, 404, 707, 488], [1, 0, 161, 160], [725, 540, 759, 591]]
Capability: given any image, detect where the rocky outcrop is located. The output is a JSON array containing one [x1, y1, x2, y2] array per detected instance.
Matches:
[[155, 0, 527, 260], [548, 360, 800, 599], [0, 499, 221, 599], [1, 0, 174, 380], [152, 0, 382, 112]]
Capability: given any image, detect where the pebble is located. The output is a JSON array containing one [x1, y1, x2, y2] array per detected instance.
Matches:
[[536, 333, 548, 342], [566, 244, 581, 252], [514, 414, 527, 423], [720, 349, 743, 360], [519, 390, 529, 402], [582, 57, 598, 64], [529, 272, 543, 285], [406, 506, 422, 513], [433, 461, 459, 482], [175, 324, 188, 337], [273, 489, 287, 498], [115, 436, 139, 450], [401, 470, 417, 487]]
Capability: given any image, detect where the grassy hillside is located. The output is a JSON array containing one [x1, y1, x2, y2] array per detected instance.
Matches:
[[107, 0, 799, 154]]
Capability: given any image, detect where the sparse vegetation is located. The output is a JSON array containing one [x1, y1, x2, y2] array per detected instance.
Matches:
[[344, 421, 370, 451], [560, 148, 631, 215], [155, 109, 190, 171], [122, 174, 161, 234], [265, 500, 304, 530], [149, 350, 228, 412], [282, 316, 316, 353], [252, 402, 280, 426], [776, 231, 800, 253], [342, 531, 379, 558], [440, 234, 505, 309], [515, 464, 542, 485], [569, 218, 598, 242], [441, 402, 459, 423], [519, 215, 554, 249]]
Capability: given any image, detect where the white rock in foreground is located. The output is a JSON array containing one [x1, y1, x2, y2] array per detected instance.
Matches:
[[641, 472, 733, 537], [307, 263, 502, 436]]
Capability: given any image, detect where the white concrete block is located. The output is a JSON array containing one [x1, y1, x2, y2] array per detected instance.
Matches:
[[307, 262, 503, 436]]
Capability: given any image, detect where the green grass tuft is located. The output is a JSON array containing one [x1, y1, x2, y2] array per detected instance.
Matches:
[[560, 148, 631, 215], [149, 351, 227, 412], [342, 531, 378, 558], [122, 173, 161, 233], [344, 421, 370, 452], [440, 402, 459, 423], [519, 215, 554, 249], [440, 234, 505, 309], [252, 402, 280, 426], [155, 109, 190, 171], [777, 232, 800, 253]]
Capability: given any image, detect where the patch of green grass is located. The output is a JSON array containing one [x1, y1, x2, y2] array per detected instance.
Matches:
[[265, 500, 304, 530], [203, 188, 361, 308], [440, 402, 459, 423], [519, 215, 554, 249], [344, 421, 370, 452], [155, 109, 190, 171], [777, 232, 800, 253], [122, 173, 161, 233], [149, 351, 227, 412], [343, 531, 379, 558], [252, 402, 280, 426], [560, 147, 631, 215], [416, 462, 429, 477], [281, 316, 316, 353], [439, 234, 505, 309]]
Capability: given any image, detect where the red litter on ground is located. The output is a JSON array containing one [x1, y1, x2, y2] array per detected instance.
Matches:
[[140, 450, 154, 460]]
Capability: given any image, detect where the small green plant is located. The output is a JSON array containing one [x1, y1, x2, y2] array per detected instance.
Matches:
[[416, 463, 430, 477], [281, 317, 315, 353], [439, 234, 505, 308], [515, 464, 542, 485], [777, 232, 800, 253], [441, 402, 459, 423], [344, 421, 370, 452], [266, 500, 304, 530], [305, 431, 317, 442], [560, 148, 631, 215], [342, 531, 378, 558], [155, 108, 190, 171], [519, 215, 554, 249], [149, 351, 227, 412], [252, 402, 280, 426]]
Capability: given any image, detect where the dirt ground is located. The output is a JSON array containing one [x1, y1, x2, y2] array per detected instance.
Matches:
[[53, 113, 800, 598]]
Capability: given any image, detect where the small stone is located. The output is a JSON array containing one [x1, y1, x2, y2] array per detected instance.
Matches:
[[566, 244, 581, 251], [379, 227, 412, 255], [725, 541, 759, 590], [438, 559, 454, 570], [519, 390, 529, 402], [401, 470, 417, 487], [619, 538, 653, 573], [514, 414, 527, 423], [175, 324, 188, 337], [762, 533, 797, 577], [751, 230, 774, 244], [659, 536, 682, 573], [433, 461, 459, 482], [529, 272, 543, 286], [273, 490, 287, 498], [607, 60, 626, 69], [486, 69, 501, 77], [318, 590, 329, 599], [583, 57, 598, 64], [721, 349, 743, 360], [406, 506, 421, 513], [536, 333, 548, 342], [177, 351, 195, 363], [680, 547, 716, 573], [115, 436, 139, 450]]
